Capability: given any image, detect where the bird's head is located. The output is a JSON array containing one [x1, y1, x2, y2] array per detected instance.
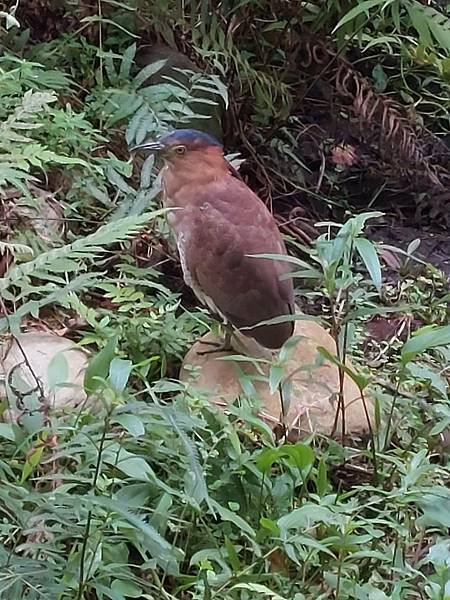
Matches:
[[130, 129, 223, 166]]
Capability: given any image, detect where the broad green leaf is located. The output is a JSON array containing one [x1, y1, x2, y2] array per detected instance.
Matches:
[[119, 43, 136, 80], [416, 487, 450, 529], [90, 584, 123, 600], [316, 457, 329, 496], [278, 505, 344, 531], [108, 357, 132, 393], [422, 5, 450, 52], [407, 238, 421, 255], [47, 351, 69, 390], [407, 4, 433, 47], [260, 517, 280, 536], [230, 583, 287, 599], [401, 325, 450, 364], [268, 363, 284, 395], [111, 579, 142, 598], [140, 153, 155, 189], [427, 540, 450, 568], [392, 0, 400, 29], [333, 0, 393, 33], [355, 237, 382, 293], [407, 363, 448, 397], [112, 450, 154, 481], [279, 334, 304, 363], [281, 444, 315, 470], [113, 413, 145, 437], [84, 335, 118, 394], [21, 434, 46, 483], [1, 11, 20, 29], [134, 59, 167, 89], [210, 500, 256, 538], [224, 536, 241, 572], [150, 492, 173, 533], [290, 534, 336, 558], [256, 448, 281, 473], [0, 423, 16, 442]]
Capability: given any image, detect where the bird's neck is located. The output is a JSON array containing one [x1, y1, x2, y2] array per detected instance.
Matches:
[[161, 151, 229, 206]]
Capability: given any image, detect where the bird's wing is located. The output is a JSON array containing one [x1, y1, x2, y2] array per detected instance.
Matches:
[[176, 177, 294, 344]]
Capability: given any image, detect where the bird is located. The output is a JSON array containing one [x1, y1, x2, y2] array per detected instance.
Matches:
[[131, 128, 295, 353]]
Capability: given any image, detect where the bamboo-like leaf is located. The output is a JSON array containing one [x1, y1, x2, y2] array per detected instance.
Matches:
[[134, 59, 168, 89], [354, 237, 382, 293], [230, 583, 287, 599], [119, 43, 136, 81], [108, 357, 132, 393], [401, 325, 450, 364], [317, 346, 370, 390], [209, 499, 256, 538], [333, 0, 394, 32], [84, 335, 118, 394], [166, 410, 211, 508]]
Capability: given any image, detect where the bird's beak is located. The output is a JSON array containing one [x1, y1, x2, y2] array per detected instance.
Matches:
[[129, 140, 164, 153]]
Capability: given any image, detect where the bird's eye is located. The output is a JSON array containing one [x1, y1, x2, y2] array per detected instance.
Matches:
[[174, 145, 186, 155]]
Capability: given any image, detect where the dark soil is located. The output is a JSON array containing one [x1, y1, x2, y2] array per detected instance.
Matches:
[[368, 222, 450, 277]]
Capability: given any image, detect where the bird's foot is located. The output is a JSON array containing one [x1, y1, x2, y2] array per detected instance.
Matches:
[[196, 340, 233, 356], [196, 329, 233, 355]]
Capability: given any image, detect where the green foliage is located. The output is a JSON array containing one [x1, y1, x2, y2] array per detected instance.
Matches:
[[91, 41, 228, 145], [0, 2, 449, 599], [330, 0, 450, 130]]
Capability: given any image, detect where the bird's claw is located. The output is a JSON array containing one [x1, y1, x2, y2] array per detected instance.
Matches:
[[196, 341, 233, 355], [196, 332, 233, 355]]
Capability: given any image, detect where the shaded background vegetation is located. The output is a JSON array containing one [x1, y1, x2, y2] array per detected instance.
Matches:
[[0, 1, 450, 598]]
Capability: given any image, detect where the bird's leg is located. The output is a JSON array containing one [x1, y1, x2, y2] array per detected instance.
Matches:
[[197, 323, 234, 355]]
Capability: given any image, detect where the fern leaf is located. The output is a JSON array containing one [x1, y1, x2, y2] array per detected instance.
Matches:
[[0, 272, 102, 334], [166, 409, 211, 508], [0, 241, 33, 258], [0, 208, 168, 295]]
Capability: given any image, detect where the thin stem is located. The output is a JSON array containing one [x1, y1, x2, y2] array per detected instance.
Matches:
[[360, 388, 378, 484], [211, 547, 283, 598], [383, 367, 405, 452], [330, 300, 347, 441], [257, 472, 266, 523], [97, 0, 104, 131], [76, 410, 111, 600], [335, 549, 344, 599]]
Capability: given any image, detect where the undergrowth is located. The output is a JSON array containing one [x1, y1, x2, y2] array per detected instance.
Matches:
[[0, 2, 450, 599]]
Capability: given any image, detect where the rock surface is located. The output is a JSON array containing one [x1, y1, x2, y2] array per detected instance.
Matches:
[[181, 318, 373, 437], [0, 332, 90, 423]]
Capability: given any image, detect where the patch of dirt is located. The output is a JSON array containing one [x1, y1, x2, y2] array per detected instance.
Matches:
[[368, 222, 450, 277]]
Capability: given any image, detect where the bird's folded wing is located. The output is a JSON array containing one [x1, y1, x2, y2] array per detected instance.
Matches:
[[179, 190, 294, 331]]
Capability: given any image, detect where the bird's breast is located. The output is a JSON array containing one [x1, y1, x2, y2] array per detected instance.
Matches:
[[170, 217, 228, 323]]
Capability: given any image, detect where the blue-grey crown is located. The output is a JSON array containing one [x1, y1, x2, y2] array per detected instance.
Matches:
[[160, 129, 222, 150]]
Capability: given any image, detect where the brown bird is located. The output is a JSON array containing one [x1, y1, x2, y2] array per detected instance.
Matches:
[[131, 129, 295, 352]]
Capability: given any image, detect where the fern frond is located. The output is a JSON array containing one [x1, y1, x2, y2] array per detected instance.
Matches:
[[0, 241, 33, 258], [0, 273, 102, 334], [166, 408, 211, 508], [0, 208, 168, 295]]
